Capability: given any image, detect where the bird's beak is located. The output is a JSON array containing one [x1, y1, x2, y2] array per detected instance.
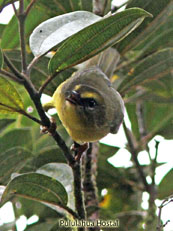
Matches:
[[66, 91, 81, 105]]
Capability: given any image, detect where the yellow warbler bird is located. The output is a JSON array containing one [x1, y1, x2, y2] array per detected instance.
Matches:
[[44, 66, 124, 144]]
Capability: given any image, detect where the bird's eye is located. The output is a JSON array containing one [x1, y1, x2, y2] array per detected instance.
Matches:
[[82, 98, 98, 109]]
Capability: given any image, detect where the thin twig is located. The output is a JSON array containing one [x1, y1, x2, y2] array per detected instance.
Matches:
[[157, 195, 173, 231], [0, 69, 23, 83], [18, 0, 27, 73], [123, 121, 150, 192], [12, 1, 18, 15], [0, 102, 42, 125], [39, 71, 61, 96], [25, 0, 37, 16], [151, 140, 160, 185]]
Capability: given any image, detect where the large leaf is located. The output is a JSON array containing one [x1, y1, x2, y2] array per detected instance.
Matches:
[[0, 118, 15, 133], [116, 0, 171, 54], [0, 128, 32, 153], [118, 48, 173, 95], [1, 173, 68, 207], [0, 76, 24, 114], [0, 147, 31, 184], [37, 163, 74, 208], [158, 168, 173, 199], [30, 11, 101, 57], [49, 8, 152, 73]]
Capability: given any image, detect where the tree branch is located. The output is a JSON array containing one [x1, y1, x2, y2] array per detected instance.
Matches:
[[123, 122, 150, 192], [72, 161, 86, 223], [0, 69, 23, 83], [3, 53, 24, 79], [83, 143, 100, 231], [18, 0, 27, 73]]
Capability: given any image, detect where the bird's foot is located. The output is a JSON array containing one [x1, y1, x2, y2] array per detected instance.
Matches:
[[40, 117, 57, 136], [71, 142, 88, 162]]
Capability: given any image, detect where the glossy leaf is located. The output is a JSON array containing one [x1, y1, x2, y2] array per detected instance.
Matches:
[[0, 128, 32, 153], [1, 173, 68, 207], [49, 8, 152, 73], [0, 118, 15, 133], [30, 11, 101, 57], [0, 76, 24, 114], [0, 147, 31, 184], [158, 168, 173, 199], [118, 48, 173, 95]]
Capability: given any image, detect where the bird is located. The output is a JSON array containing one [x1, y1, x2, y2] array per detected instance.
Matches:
[[43, 66, 124, 145]]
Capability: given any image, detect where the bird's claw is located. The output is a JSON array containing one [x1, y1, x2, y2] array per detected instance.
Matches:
[[40, 117, 57, 136], [71, 142, 88, 162]]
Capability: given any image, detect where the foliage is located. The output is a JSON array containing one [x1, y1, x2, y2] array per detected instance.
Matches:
[[0, 0, 172, 231]]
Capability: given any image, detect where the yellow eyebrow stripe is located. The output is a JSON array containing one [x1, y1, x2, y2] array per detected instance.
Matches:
[[81, 91, 99, 99]]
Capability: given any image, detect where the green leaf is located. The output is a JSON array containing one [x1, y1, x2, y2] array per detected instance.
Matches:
[[116, 0, 171, 54], [0, 48, 4, 68], [49, 8, 152, 73], [0, 128, 32, 153], [24, 147, 66, 172], [37, 163, 74, 208], [125, 1, 173, 59], [0, 118, 15, 133], [0, 147, 31, 184], [0, 76, 25, 114], [118, 48, 173, 95], [30, 11, 101, 57], [158, 168, 173, 199], [1, 173, 68, 207]]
